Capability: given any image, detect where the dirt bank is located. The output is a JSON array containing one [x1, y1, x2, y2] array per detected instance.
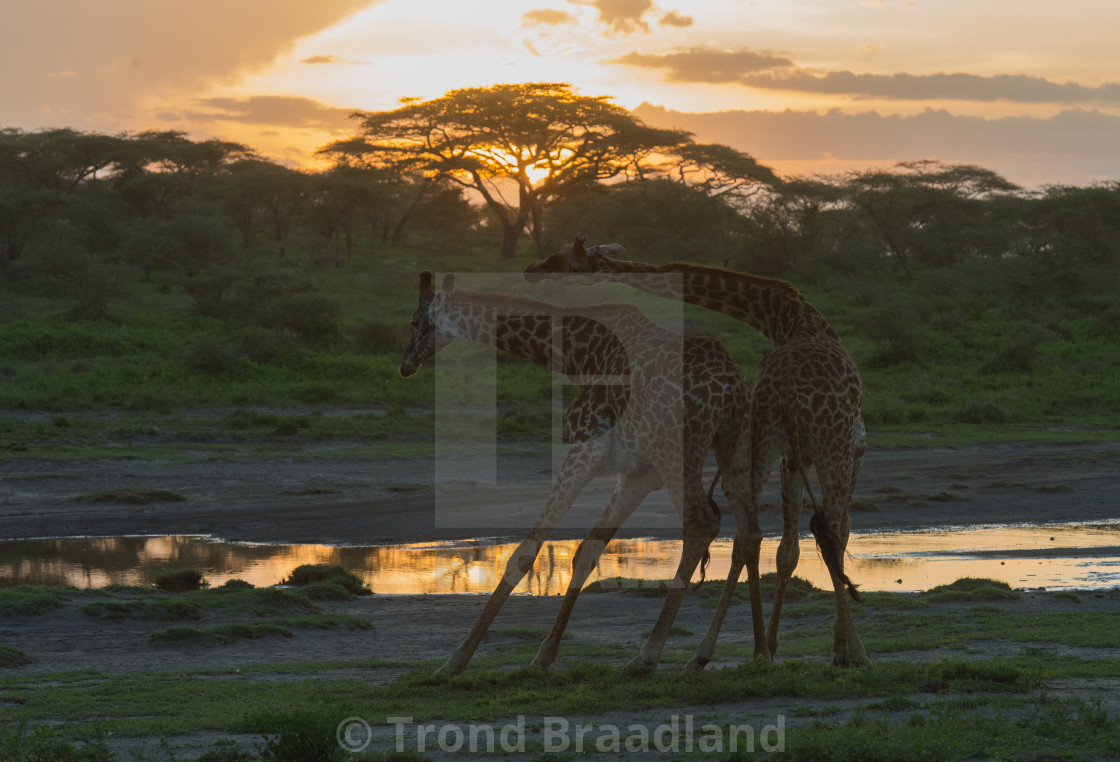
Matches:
[[2, 442, 1118, 544]]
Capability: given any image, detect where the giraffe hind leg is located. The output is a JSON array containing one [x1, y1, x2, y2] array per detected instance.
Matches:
[[765, 451, 804, 658], [629, 479, 720, 670], [814, 459, 869, 668]]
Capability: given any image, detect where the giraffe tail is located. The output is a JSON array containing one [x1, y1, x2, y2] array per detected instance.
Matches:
[[695, 396, 743, 588], [809, 507, 861, 602], [693, 492, 717, 587], [783, 390, 861, 603]]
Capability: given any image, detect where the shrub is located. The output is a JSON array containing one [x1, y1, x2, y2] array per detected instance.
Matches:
[[981, 326, 1051, 373], [954, 400, 1010, 423], [241, 328, 300, 364], [155, 569, 206, 593], [300, 582, 357, 601], [295, 384, 336, 403], [184, 337, 237, 375], [351, 319, 406, 354], [256, 711, 349, 762], [217, 579, 254, 591], [254, 293, 342, 345], [924, 577, 1019, 602], [281, 564, 371, 596]]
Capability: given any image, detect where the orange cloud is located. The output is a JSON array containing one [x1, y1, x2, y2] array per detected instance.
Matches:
[[521, 8, 577, 26], [178, 95, 355, 130], [658, 11, 692, 28], [613, 45, 1120, 106], [0, 0, 374, 129]]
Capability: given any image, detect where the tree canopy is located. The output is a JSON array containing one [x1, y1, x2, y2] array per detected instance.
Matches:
[[322, 83, 698, 257]]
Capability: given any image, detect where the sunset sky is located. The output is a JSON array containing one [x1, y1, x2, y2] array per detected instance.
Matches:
[[4, 0, 1120, 186]]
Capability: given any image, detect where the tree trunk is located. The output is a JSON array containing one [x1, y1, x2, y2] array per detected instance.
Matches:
[[500, 224, 521, 259], [530, 197, 544, 255]]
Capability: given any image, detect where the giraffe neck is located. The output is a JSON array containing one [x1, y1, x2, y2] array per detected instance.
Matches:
[[595, 259, 832, 346], [439, 295, 634, 380]]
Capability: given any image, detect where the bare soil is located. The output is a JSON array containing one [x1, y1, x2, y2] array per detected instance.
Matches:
[[2, 441, 1119, 759], [2, 441, 1118, 544]]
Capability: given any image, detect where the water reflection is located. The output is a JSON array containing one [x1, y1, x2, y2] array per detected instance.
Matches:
[[1, 522, 1118, 593]]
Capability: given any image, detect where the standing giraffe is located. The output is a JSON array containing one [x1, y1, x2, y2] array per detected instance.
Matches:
[[399, 271, 756, 675], [526, 236, 868, 667]]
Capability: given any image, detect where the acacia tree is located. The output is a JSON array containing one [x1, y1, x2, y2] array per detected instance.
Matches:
[[841, 160, 1019, 278], [324, 83, 691, 257]]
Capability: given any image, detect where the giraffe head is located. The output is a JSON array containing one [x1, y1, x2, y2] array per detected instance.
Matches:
[[399, 271, 454, 378], [523, 234, 626, 281]]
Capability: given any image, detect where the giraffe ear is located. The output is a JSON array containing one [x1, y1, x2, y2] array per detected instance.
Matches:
[[419, 271, 434, 304], [441, 273, 456, 295]]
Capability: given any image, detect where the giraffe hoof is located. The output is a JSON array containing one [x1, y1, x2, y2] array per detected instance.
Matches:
[[623, 657, 656, 675], [831, 649, 870, 668], [682, 657, 709, 672], [433, 661, 464, 677]]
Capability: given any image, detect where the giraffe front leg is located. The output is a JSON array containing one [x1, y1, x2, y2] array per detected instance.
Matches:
[[435, 447, 600, 676], [684, 531, 746, 671], [686, 489, 765, 670], [629, 495, 719, 670], [436, 537, 539, 676], [532, 469, 658, 669]]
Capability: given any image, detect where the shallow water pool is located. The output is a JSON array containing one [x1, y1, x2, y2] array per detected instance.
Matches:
[[2, 521, 1118, 594]]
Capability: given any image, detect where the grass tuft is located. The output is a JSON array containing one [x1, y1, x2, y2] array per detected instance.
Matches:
[[80, 598, 201, 622], [155, 568, 206, 593], [0, 644, 34, 667], [281, 564, 372, 596], [923, 577, 1020, 602], [0, 586, 74, 616]]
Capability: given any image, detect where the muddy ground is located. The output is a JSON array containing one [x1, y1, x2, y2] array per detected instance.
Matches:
[[3, 441, 1119, 544], [1, 441, 1119, 758]]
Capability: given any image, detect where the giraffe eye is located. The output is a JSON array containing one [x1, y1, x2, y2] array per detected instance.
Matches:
[[569, 260, 581, 271]]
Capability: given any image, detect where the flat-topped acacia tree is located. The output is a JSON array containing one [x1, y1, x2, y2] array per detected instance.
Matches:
[[321, 83, 692, 258]]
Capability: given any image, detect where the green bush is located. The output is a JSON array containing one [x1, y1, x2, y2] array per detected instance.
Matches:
[[351, 319, 406, 354], [300, 582, 357, 601], [257, 711, 349, 762], [241, 328, 300, 364], [255, 293, 342, 345], [281, 564, 371, 596], [954, 400, 1010, 423], [217, 579, 254, 591], [184, 337, 238, 375], [155, 569, 207, 593]]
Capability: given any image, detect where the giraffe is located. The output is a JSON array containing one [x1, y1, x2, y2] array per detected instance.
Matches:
[[525, 236, 869, 668], [399, 271, 756, 675]]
